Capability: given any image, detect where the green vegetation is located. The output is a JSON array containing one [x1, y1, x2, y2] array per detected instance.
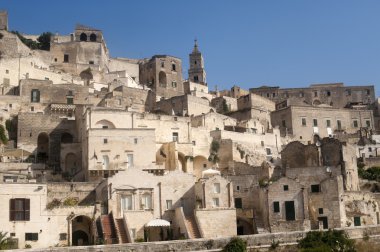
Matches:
[[223, 237, 247, 252], [0, 125, 8, 145], [208, 140, 220, 164], [63, 197, 79, 207], [358, 166, 380, 181], [0, 232, 8, 250], [46, 198, 61, 210], [11, 31, 52, 51], [298, 230, 356, 252], [222, 99, 229, 114]]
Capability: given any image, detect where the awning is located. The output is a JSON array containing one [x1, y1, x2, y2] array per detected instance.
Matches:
[[202, 168, 221, 177], [145, 219, 170, 227]]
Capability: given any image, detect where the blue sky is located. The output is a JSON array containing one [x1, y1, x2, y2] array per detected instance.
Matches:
[[2, 1, 380, 97]]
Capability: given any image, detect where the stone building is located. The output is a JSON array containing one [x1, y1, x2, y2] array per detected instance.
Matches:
[[250, 83, 375, 109], [139, 55, 184, 99]]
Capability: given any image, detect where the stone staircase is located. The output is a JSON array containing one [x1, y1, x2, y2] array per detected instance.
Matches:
[[185, 216, 201, 239], [100, 214, 118, 244], [115, 218, 129, 244]]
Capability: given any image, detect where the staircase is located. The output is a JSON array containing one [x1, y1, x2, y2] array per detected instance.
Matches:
[[185, 216, 201, 239], [115, 218, 129, 243], [100, 214, 118, 244]]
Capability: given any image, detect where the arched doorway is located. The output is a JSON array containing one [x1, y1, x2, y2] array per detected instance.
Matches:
[[37, 132, 49, 163], [71, 215, 92, 246], [158, 71, 167, 87]]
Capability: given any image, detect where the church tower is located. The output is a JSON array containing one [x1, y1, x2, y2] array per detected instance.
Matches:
[[188, 39, 207, 85]]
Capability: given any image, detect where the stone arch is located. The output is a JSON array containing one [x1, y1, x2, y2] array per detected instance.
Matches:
[[61, 132, 74, 144], [79, 33, 87, 41], [95, 119, 116, 129], [65, 153, 77, 174], [158, 71, 167, 87], [89, 33, 97, 42], [37, 132, 49, 163], [237, 217, 254, 235], [313, 99, 321, 106], [193, 155, 209, 179], [178, 152, 187, 172], [71, 215, 92, 246], [80, 68, 93, 82]]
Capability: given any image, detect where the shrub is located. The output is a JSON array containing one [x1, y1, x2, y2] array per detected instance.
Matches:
[[46, 198, 61, 210], [0, 125, 8, 145], [223, 237, 247, 252], [298, 230, 356, 252], [63, 197, 79, 207], [0, 231, 8, 250], [358, 166, 380, 181]]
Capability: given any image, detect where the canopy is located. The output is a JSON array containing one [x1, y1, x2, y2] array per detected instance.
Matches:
[[145, 219, 170, 227], [202, 168, 221, 177]]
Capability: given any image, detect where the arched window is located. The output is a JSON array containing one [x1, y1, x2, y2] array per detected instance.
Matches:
[[61, 132, 74, 143], [158, 71, 167, 87], [80, 33, 87, 41], [89, 33, 97, 42]]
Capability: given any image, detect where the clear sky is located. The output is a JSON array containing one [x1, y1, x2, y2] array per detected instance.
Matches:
[[2, 0, 380, 97]]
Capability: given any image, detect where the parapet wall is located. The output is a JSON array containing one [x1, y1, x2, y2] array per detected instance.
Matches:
[[14, 225, 380, 252]]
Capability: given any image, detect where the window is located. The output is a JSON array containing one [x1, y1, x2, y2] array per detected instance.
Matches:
[[9, 104, 12, 108], [236, 185, 240, 191], [171, 81, 177, 88], [134, 138, 138, 144], [235, 198, 242, 209], [282, 120, 286, 128], [10, 198, 30, 221], [326, 91, 331, 96], [194, 76, 199, 82], [171, 64, 176, 71], [354, 216, 361, 226], [337, 120, 342, 130], [299, 92, 304, 98], [166, 200, 173, 210], [67, 97, 73, 105], [161, 62, 165, 68], [345, 89, 351, 96], [203, 164, 207, 168], [283, 185, 289, 191], [267, 93, 270, 98], [369, 147, 372, 152], [141, 194, 152, 209], [25, 233, 38, 241], [194, 60, 197, 65], [365, 120, 371, 128], [127, 154, 134, 168], [366, 89, 370, 95], [213, 183, 221, 193], [103, 138, 108, 144], [273, 201, 280, 213], [79, 33, 87, 41], [30, 106, 34, 112], [192, 141, 196, 146], [261, 141, 265, 147], [313, 119, 318, 127], [89, 33, 97, 42], [102, 125, 108, 129], [353, 120, 359, 128], [63, 54, 69, 63], [54, 58, 57, 62], [89, 61, 94, 65], [59, 233, 67, 240], [5, 69, 9, 74], [121, 195, 133, 211], [311, 184, 321, 193], [301, 118, 306, 126], [102, 155, 109, 169], [172, 132, 178, 142], [314, 91, 318, 97], [31, 89, 40, 103], [319, 208, 324, 215], [326, 119, 331, 128], [212, 198, 219, 207], [266, 148, 272, 155]]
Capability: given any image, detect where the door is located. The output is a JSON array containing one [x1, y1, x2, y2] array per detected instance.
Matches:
[[318, 217, 328, 229], [285, 201, 295, 221]]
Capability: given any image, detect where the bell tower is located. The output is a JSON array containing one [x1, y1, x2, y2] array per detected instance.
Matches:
[[188, 39, 207, 85]]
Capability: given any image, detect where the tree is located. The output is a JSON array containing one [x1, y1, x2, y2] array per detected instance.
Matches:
[[0, 231, 9, 250], [223, 237, 247, 252], [37, 32, 52, 51], [0, 125, 8, 145], [298, 230, 356, 252]]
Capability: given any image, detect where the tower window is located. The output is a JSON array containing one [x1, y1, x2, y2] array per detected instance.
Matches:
[[194, 60, 197, 65], [172, 64, 176, 71], [194, 76, 199, 82], [64, 54, 69, 63]]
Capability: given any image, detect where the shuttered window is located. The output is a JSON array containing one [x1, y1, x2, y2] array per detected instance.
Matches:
[[10, 198, 30, 221]]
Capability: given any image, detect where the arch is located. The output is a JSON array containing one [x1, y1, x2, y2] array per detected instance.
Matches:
[[178, 152, 187, 172], [71, 215, 92, 246], [61, 132, 74, 144], [313, 99, 321, 106], [95, 119, 116, 129], [158, 71, 167, 87], [237, 217, 254, 235], [89, 33, 97, 42], [193, 155, 209, 179], [65, 153, 77, 174], [80, 68, 93, 81], [79, 33, 87, 41], [37, 132, 49, 163]]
